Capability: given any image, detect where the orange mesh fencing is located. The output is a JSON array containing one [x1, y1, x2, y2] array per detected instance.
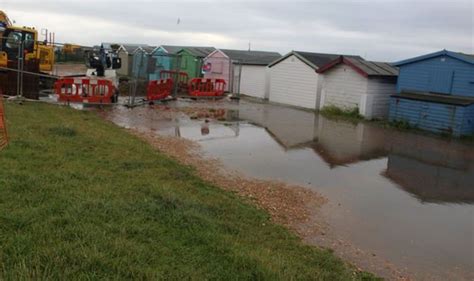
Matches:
[[0, 93, 8, 150]]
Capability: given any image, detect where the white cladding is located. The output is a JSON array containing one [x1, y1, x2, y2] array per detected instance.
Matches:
[[268, 55, 320, 109], [320, 64, 396, 119], [237, 65, 269, 99]]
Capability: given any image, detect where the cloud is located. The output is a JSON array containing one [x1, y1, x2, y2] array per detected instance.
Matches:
[[2, 0, 473, 61]]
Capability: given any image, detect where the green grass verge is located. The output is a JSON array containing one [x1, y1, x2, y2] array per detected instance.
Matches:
[[320, 105, 474, 142], [0, 102, 379, 280]]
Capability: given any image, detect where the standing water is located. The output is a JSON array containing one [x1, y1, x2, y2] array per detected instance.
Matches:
[[104, 99, 474, 280]]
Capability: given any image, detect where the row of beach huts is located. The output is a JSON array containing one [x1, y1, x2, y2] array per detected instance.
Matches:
[[105, 43, 474, 137]]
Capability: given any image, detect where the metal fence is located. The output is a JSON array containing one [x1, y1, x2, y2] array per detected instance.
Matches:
[[121, 50, 243, 99], [0, 34, 244, 105], [0, 35, 93, 99]]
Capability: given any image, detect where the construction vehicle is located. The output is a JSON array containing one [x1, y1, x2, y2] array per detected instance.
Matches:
[[0, 10, 121, 104], [0, 10, 54, 98], [0, 26, 54, 71], [0, 10, 12, 34]]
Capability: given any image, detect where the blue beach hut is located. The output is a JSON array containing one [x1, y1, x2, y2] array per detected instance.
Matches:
[[389, 50, 474, 136]]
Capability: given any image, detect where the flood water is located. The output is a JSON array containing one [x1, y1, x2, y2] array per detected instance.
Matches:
[[104, 99, 474, 280]]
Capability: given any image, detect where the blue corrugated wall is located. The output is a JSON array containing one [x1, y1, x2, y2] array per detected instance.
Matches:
[[397, 55, 474, 97], [390, 53, 474, 136], [461, 104, 474, 136], [389, 97, 474, 136]]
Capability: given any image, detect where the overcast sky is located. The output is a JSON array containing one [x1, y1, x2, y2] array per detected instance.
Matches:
[[2, 0, 473, 61]]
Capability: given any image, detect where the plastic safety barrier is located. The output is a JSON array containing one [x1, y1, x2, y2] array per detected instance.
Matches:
[[147, 79, 173, 101], [160, 70, 189, 92], [55, 78, 116, 104], [0, 92, 8, 150], [188, 78, 226, 97], [160, 70, 189, 86]]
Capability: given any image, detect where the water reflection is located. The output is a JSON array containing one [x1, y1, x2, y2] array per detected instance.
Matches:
[[312, 118, 388, 168], [104, 101, 474, 205], [103, 100, 474, 280], [239, 104, 318, 148], [384, 133, 474, 204], [240, 103, 474, 204]]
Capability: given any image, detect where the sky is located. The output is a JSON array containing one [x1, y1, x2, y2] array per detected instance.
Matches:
[[1, 0, 473, 62]]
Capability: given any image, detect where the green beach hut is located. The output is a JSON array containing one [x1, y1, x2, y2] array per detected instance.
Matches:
[[177, 47, 216, 78]]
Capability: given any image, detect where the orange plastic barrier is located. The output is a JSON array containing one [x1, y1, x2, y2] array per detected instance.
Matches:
[[0, 92, 8, 150], [160, 70, 189, 91], [147, 79, 173, 101], [188, 78, 226, 97], [55, 78, 116, 104], [160, 70, 188, 86]]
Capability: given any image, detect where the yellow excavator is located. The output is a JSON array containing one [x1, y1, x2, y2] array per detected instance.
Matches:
[[0, 10, 56, 98], [0, 10, 54, 72]]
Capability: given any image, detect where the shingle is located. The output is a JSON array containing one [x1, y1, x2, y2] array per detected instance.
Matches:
[[141, 46, 157, 54], [219, 49, 281, 65], [183, 47, 216, 57], [160, 45, 187, 54], [120, 44, 148, 53], [158, 46, 216, 56], [295, 51, 363, 68], [346, 57, 398, 76], [457, 52, 474, 61]]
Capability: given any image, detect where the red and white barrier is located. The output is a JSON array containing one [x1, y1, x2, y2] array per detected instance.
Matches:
[[55, 78, 116, 104], [188, 78, 226, 97]]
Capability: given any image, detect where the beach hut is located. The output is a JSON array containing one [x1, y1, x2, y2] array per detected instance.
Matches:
[[131, 46, 156, 79], [317, 56, 398, 119], [203, 49, 281, 97], [176, 47, 216, 78], [389, 50, 474, 136], [267, 51, 362, 109], [148, 45, 186, 81], [116, 44, 148, 76]]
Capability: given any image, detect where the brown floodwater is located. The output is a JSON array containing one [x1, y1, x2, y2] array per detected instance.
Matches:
[[103, 98, 474, 281]]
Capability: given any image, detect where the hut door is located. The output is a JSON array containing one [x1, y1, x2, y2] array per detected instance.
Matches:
[[429, 70, 453, 95]]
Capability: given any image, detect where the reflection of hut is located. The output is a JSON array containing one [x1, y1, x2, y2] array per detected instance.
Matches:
[[312, 117, 388, 167], [238, 102, 318, 148], [384, 133, 474, 204]]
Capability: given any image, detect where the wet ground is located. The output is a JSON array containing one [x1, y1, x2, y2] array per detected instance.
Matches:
[[102, 98, 474, 281]]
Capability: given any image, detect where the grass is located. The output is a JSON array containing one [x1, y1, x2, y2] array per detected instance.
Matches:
[[374, 119, 418, 131], [319, 105, 474, 142], [320, 106, 364, 123], [0, 102, 379, 280]]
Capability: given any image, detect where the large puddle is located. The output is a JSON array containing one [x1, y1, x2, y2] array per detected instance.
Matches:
[[103, 99, 474, 280]]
